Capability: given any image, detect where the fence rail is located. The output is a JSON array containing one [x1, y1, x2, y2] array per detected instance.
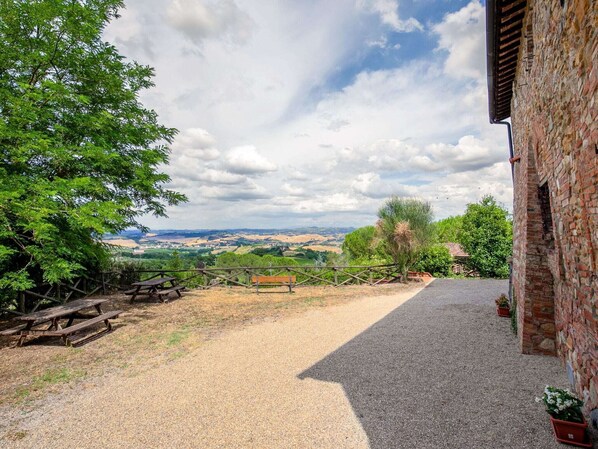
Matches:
[[3, 264, 404, 315]]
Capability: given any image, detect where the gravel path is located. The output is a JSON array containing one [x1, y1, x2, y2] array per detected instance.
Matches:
[[1, 280, 583, 448]]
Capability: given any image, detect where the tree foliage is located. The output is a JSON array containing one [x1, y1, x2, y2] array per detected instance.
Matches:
[[0, 0, 186, 296], [215, 252, 299, 268], [412, 244, 453, 277], [342, 226, 375, 260], [341, 225, 389, 264], [375, 197, 434, 275], [435, 215, 463, 243], [458, 195, 512, 278]]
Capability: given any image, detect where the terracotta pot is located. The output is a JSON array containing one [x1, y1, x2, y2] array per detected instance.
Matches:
[[550, 416, 592, 447], [496, 306, 510, 317]]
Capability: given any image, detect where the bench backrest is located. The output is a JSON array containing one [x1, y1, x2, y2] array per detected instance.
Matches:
[[251, 275, 296, 284]]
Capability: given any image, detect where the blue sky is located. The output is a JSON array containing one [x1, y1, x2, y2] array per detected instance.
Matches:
[[104, 0, 511, 229]]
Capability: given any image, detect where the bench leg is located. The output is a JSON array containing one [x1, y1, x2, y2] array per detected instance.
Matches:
[[17, 334, 27, 347], [130, 287, 142, 303]]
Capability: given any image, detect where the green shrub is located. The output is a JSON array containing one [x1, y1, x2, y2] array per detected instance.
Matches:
[[458, 195, 512, 278], [412, 244, 453, 277]]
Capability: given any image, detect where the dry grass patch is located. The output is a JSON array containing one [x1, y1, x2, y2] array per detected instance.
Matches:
[[0, 283, 418, 407]]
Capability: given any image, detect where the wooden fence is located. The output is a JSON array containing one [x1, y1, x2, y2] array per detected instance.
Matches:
[[3, 264, 404, 315]]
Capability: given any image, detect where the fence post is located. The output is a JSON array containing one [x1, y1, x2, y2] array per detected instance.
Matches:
[[18, 291, 25, 314], [56, 283, 62, 304], [101, 272, 106, 295], [333, 267, 338, 286]]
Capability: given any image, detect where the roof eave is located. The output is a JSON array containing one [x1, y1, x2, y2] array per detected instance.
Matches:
[[486, 0, 527, 123]]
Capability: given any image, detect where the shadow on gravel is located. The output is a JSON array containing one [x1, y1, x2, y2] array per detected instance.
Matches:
[[298, 279, 569, 449]]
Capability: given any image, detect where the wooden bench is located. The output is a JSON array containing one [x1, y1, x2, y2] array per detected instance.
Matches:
[[0, 324, 29, 336], [51, 310, 122, 346], [156, 286, 186, 302], [251, 275, 296, 293], [126, 277, 183, 303], [1, 318, 54, 336], [13, 298, 120, 347], [124, 285, 152, 295]]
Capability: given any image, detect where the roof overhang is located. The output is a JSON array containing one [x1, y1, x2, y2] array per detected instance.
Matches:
[[486, 0, 527, 122]]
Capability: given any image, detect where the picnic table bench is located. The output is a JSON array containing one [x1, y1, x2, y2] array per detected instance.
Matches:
[[4, 298, 121, 347], [251, 275, 296, 293], [125, 277, 185, 303]]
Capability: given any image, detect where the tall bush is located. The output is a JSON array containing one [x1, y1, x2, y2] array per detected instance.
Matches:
[[459, 195, 512, 278], [376, 197, 435, 276], [412, 244, 453, 277]]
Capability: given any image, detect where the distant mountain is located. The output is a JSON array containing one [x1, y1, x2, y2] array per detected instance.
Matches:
[[108, 227, 354, 240], [104, 227, 354, 252]]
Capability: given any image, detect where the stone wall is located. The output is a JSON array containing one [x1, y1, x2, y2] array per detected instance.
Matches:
[[510, 0, 597, 410]]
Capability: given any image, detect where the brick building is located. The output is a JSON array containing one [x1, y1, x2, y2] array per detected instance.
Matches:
[[486, 0, 597, 411]]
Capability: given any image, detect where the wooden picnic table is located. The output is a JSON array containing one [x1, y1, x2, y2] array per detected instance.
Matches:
[[10, 298, 121, 347], [126, 277, 185, 303]]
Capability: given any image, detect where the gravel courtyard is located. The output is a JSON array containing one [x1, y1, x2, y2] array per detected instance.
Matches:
[[0, 279, 583, 448]]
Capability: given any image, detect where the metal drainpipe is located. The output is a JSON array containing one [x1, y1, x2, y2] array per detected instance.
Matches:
[[492, 119, 515, 304], [491, 119, 515, 180]]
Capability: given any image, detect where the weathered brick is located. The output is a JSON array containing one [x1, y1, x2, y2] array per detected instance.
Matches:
[[509, 0, 597, 411]]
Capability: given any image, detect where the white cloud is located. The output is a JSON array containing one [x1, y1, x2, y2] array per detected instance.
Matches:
[[174, 127, 217, 149], [358, 0, 423, 32], [424, 135, 504, 172], [172, 128, 221, 160], [285, 169, 309, 181], [202, 180, 271, 201], [366, 35, 388, 48], [167, 0, 254, 45], [432, 0, 485, 79], [222, 145, 278, 175], [193, 168, 246, 185], [351, 172, 418, 198], [292, 193, 362, 214], [281, 183, 306, 197]]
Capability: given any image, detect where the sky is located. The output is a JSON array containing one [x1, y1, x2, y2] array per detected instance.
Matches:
[[103, 0, 513, 230]]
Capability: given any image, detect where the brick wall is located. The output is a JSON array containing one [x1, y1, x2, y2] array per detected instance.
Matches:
[[510, 0, 597, 410]]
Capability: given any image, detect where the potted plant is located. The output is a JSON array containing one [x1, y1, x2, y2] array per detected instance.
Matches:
[[495, 294, 510, 317], [536, 385, 592, 447]]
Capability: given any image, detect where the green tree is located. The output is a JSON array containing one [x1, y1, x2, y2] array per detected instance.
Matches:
[[341, 226, 387, 261], [435, 215, 463, 243], [376, 197, 434, 276], [0, 1, 186, 302], [412, 244, 453, 277], [458, 195, 512, 278]]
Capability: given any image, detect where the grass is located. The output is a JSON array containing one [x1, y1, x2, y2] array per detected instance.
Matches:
[[166, 329, 190, 346], [13, 368, 86, 402]]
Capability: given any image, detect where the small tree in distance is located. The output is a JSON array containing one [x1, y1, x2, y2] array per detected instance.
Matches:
[[435, 215, 463, 243], [458, 195, 512, 278], [341, 226, 389, 264], [376, 197, 434, 277]]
